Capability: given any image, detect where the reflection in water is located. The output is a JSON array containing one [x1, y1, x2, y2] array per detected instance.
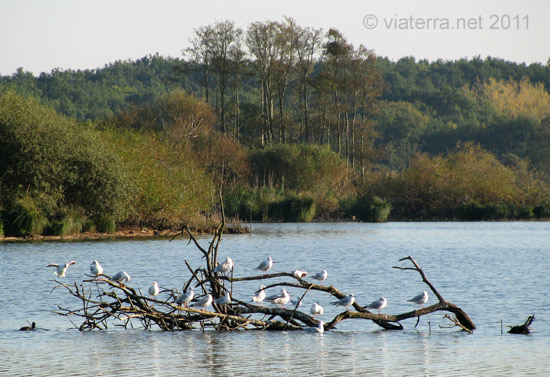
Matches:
[[419, 332, 431, 376], [149, 335, 162, 376], [312, 333, 327, 375], [403, 331, 432, 376], [1, 222, 550, 376]]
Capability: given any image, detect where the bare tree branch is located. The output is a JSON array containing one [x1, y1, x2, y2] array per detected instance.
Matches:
[[54, 218, 475, 333]]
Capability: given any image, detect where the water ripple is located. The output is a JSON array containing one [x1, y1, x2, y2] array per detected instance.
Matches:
[[1, 222, 550, 376]]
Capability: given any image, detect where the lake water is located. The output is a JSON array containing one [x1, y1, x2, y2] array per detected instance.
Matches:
[[1, 222, 549, 376]]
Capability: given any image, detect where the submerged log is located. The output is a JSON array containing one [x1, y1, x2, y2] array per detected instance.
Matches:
[[508, 315, 535, 334]]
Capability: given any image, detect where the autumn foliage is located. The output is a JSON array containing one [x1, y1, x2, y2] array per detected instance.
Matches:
[[3, 20, 550, 233], [365, 143, 548, 220]]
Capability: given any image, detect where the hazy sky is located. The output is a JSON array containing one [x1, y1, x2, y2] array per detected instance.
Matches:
[[1, 0, 548, 76]]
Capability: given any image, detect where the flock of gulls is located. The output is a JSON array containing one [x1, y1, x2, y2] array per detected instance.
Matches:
[[37, 256, 430, 333]]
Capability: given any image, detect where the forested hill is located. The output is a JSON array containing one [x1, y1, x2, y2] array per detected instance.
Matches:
[[2, 53, 549, 163], [2, 21, 550, 237], [2, 54, 550, 124], [0, 55, 184, 120]]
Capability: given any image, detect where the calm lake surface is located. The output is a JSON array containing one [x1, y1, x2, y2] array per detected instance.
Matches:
[[1, 222, 549, 376]]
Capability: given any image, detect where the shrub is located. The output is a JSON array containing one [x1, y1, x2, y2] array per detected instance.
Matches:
[[517, 206, 534, 220], [101, 128, 213, 228], [7, 194, 48, 236], [483, 203, 511, 220], [314, 195, 341, 220], [0, 92, 131, 235], [268, 195, 316, 222], [249, 144, 351, 195], [45, 221, 72, 237], [82, 220, 97, 233], [457, 201, 485, 221], [96, 216, 116, 234], [534, 202, 550, 219], [365, 143, 546, 220], [44, 207, 86, 236], [223, 185, 258, 220], [354, 195, 392, 222]]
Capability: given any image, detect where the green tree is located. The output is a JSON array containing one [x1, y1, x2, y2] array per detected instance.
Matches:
[[186, 21, 244, 134], [293, 23, 323, 143], [101, 128, 213, 227], [250, 143, 352, 201], [376, 101, 430, 169], [0, 91, 130, 235]]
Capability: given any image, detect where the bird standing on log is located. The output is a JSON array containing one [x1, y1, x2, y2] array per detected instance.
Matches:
[[213, 257, 234, 275], [311, 270, 328, 282], [90, 260, 103, 278], [291, 269, 308, 278], [367, 297, 388, 314], [310, 302, 324, 317], [265, 288, 290, 308], [148, 281, 160, 297], [252, 285, 266, 306], [190, 294, 213, 311], [408, 291, 428, 308], [331, 294, 355, 311], [176, 287, 195, 308], [112, 271, 131, 287], [255, 257, 273, 273]]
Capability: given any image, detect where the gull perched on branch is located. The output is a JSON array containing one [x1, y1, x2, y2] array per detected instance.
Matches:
[[311, 270, 328, 282], [331, 294, 355, 311], [112, 271, 131, 287], [255, 256, 273, 273], [367, 297, 388, 314], [190, 294, 213, 311], [265, 288, 290, 308], [214, 291, 232, 305], [310, 302, 324, 317], [176, 287, 194, 307], [148, 281, 160, 297], [45, 261, 76, 277], [213, 256, 234, 275], [408, 291, 429, 308], [291, 269, 308, 279], [252, 285, 266, 306], [89, 260, 103, 277]]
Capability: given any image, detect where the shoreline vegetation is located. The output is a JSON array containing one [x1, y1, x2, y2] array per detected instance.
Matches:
[[0, 223, 249, 243], [2, 18, 550, 239], [3, 217, 549, 243]]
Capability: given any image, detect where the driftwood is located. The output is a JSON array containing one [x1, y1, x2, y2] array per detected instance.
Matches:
[[508, 315, 535, 334], [54, 219, 476, 333]]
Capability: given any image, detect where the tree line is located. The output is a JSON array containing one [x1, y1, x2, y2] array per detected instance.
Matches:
[[1, 18, 550, 236]]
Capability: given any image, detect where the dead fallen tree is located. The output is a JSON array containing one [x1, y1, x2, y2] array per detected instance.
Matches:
[[54, 221, 476, 333]]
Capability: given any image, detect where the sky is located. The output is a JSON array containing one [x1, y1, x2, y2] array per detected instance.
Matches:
[[1, 0, 549, 76]]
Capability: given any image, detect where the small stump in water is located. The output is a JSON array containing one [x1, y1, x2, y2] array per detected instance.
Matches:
[[508, 315, 535, 334]]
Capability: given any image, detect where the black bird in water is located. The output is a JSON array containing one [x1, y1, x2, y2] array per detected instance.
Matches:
[[19, 322, 36, 331]]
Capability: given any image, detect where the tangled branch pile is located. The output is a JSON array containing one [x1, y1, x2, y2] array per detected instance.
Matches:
[[54, 222, 476, 333]]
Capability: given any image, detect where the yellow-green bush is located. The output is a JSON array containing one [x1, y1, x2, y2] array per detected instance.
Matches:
[[365, 143, 550, 219], [101, 128, 214, 228]]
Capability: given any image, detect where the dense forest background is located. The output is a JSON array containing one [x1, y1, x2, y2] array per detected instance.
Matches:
[[1, 18, 550, 236]]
